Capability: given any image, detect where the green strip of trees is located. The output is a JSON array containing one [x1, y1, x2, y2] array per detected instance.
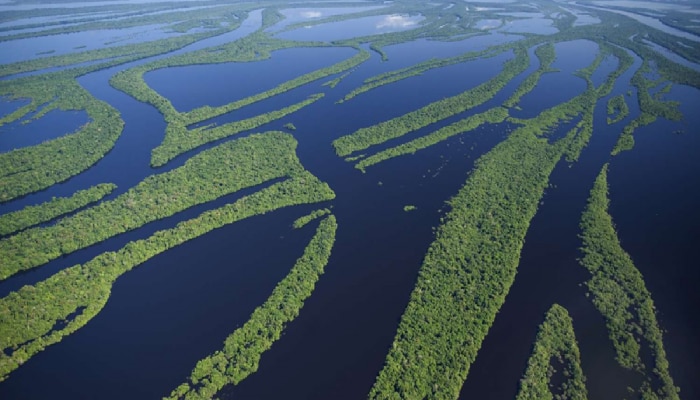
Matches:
[[150, 93, 325, 167], [579, 165, 679, 400], [111, 33, 369, 166], [355, 107, 509, 171], [369, 86, 593, 399], [338, 47, 504, 103], [606, 94, 629, 124], [0, 167, 335, 382], [516, 304, 588, 400], [0, 183, 116, 236], [333, 46, 529, 157], [179, 50, 369, 126], [504, 43, 556, 108], [612, 61, 681, 155], [293, 208, 331, 229], [167, 215, 337, 400], [0, 73, 123, 202], [0, 131, 311, 280]]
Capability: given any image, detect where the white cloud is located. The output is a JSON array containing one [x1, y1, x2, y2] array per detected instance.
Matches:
[[377, 14, 417, 29], [300, 11, 322, 18]]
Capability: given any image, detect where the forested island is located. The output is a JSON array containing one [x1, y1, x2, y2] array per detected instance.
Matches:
[[0, 0, 698, 399]]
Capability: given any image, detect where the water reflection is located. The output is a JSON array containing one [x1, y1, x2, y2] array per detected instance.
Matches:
[[276, 14, 424, 42], [580, 3, 700, 42], [377, 14, 418, 29]]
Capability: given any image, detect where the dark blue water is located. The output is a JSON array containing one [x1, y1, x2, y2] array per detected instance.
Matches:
[[0, 10, 264, 214], [459, 44, 645, 400], [0, 20, 527, 400], [0, 108, 87, 153], [590, 54, 618, 88], [513, 40, 598, 120], [1, 7, 699, 400], [144, 46, 356, 112], [0, 24, 184, 65], [0, 96, 29, 117], [607, 84, 700, 400]]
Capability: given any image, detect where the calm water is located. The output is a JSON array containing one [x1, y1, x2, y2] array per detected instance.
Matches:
[[276, 14, 424, 42], [0, 6, 698, 400], [0, 108, 88, 153], [607, 84, 700, 400], [0, 24, 184, 64], [512, 40, 597, 119], [144, 47, 357, 112], [582, 3, 700, 43], [459, 44, 645, 400]]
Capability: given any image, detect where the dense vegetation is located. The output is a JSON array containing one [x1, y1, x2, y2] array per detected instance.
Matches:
[[338, 47, 504, 103], [1, 0, 699, 397], [333, 46, 529, 157], [0, 73, 123, 202], [579, 165, 679, 400], [355, 107, 509, 171], [110, 29, 369, 166], [167, 215, 337, 400], [370, 78, 598, 398], [606, 94, 630, 125], [0, 183, 116, 236], [612, 61, 682, 155], [0, 5, 256, 201], [150, 93, 325, 166], [293, 208, 331, 229], [516, 304, 588, 400], [0, 132, 318, 280], [504, 43, 556, 109], [0, 148, 335, 381]]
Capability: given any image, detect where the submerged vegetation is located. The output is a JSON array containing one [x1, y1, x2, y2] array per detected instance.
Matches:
[[607, 94, 630, 125], [579, 165, 679, 400], [516, 304, 588, 400]]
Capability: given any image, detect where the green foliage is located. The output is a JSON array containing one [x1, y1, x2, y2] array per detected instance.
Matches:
[[176, 49, 368, 126], [0, 132, 314, 280], [110, 31, 369, 166], [0, 3, 247, 46], [166, 215, 337, 400], [516, 304, 588, 400], [339, 47, 504, 103], [369, 86, 591, 400], [356, 107, 509, 171], [0, 73, 124, 202], [293, 208, 331, 229], [0, 183, 116, 236], [607, 95, 630, 125], [0, 19, 243, 78], [0, 152, 335, 382], [611, 61, 681, 156], [333, 46, 530, 157], [322, 70, 352, 89], [150, 93, 325, 167], [403, 205, 417, 212], [283, 122, 297, 131], [504, 42, 556, 108], [579, 165, 679, 400]]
